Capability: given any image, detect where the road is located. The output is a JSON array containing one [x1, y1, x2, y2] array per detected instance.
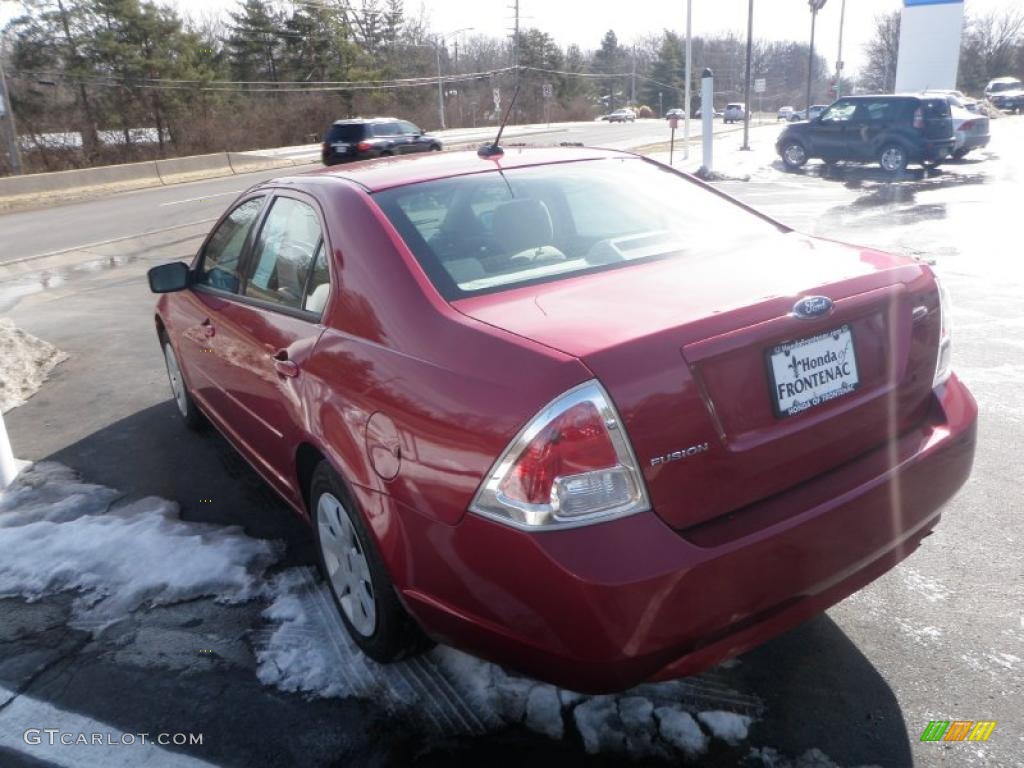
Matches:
[[1, 117, 1021, 767], [0, 118, 745, 265]]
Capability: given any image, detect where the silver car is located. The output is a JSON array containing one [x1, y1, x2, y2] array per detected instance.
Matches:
[[723, 103, 746, 123]]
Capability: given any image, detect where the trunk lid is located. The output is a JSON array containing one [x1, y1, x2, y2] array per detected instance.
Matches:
[[454, 233, 941, 531]]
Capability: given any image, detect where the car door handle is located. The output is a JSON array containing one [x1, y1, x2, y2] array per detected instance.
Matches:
[[201, 318, 215, 338], [273, 351, 300, 378]]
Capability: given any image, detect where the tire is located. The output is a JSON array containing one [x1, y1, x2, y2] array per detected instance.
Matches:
[[310, 462, 431, 662], [878, 143, 908, 174], [952, 148, 969, 160], [430, 144, 441, 151], [161, 338, 205, 431], [781, 141, 808, 169]]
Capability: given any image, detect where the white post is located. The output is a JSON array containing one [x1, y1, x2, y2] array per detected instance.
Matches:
[[700, 68, 713, 174], [683, 0, 692, 159], [0, 411, 18, 489]]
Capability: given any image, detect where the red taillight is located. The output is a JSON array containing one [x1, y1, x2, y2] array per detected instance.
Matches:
[[913, 107, 924, 130], [470, 381, 649, 529], [959, 120, 976, 131], [357, 141, 373, 152], [499, 402, 618, 505]]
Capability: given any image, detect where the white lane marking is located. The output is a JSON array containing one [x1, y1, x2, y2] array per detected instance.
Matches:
[[159, 191, 242, 207], [0, 685, 220, 768]]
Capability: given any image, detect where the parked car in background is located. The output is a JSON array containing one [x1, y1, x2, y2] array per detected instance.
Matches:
[[665, 108, 686, 120], [607, 108, 636, 123], [723, 103, 747, 123], [322, 118, 440, 165], [984, 77, 1024, 113], [923, 89, 980, 113], [789, 105, 828, 122], [776, 95, 955, 174], [147, 145, 976, 693], [924, 92, 990, 159], [777, 106, 795, 121]]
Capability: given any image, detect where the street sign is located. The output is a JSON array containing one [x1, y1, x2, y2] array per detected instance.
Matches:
[[493, 87, 500, 111], [669, 116, 679, 130], [754, 78, 766, 94], [542, 83, 553, 99]]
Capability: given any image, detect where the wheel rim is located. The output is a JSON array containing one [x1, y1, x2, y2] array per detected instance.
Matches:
[[317, 492, 376, 637], [784, 144, 805, 165], [881, 147, 904, 171], [163, 343, 188, 418]]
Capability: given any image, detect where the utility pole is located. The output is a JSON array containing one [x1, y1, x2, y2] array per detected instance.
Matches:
[[807, 0, 827, 113], [510, 0, 520, 124], [835, 0, 846, 98], [741, 0, 754, 150], [0, 54, 23, 175], [631, 44, 636, 106], [683, 0, 692, 159], [436, 46, 445, 130]]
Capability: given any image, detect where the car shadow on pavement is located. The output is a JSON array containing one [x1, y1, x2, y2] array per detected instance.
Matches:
[[39, 399, 317, 567], [11, 401, 912, 766]]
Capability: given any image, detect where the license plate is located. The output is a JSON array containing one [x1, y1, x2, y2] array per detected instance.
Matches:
[[767, 325, 859, 418], [332, 142, 349, 152]]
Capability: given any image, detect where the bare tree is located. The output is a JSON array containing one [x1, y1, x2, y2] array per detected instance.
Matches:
[[860, 11, 900, 94], [959, 9, 1024, 93]]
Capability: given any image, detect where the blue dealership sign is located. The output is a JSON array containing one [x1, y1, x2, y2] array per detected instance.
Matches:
[[904, 0, 962, 6]]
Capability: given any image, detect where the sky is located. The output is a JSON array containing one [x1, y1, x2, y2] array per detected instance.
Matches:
[[1, 0, 1020, 77]]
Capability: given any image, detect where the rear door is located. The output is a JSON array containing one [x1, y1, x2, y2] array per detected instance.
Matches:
[[208, 192, 333, 500], [920, 97, 954, 142], [846, 98, 898, 160]]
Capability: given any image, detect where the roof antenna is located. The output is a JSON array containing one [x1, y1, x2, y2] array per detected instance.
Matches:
[[478, 82, 521, 158]]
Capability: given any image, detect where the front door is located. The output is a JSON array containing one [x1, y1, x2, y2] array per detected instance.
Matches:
[[812, 99, 857, 160], [180, 195, 266, 420], [209, 193, 333, 500]]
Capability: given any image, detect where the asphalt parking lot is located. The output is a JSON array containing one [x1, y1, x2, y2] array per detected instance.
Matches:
[[1, 118, 1022, 768]]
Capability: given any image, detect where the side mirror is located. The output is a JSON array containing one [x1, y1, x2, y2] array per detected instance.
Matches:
[[148, 261, 190, 293]]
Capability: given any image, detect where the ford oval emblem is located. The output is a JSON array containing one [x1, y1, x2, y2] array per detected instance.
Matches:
[[792, 295, 834, 319]]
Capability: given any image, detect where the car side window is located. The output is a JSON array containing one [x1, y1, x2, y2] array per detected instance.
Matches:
[[243, 197, 323, 311], [197, 197, 263, 293], [861, 100, 893, 123], [373, 122, 401, 137], [820, 101, 856, 123], [302, 245, 331, 315], [399, 121, 420, 135]]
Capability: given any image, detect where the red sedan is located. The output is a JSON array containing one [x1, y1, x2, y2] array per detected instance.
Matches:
[[148, 146, 976, 693]]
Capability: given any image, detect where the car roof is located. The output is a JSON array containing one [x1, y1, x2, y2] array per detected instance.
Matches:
[[331, 117, 403, 125], [271, 146, 635, 194]]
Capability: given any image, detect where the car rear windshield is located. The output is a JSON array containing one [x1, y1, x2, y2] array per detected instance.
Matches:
[[991, 81, 1021, 92], [920, 98, 951, 118], [326, 124, 365, 142], [372, 158, 785, 300]]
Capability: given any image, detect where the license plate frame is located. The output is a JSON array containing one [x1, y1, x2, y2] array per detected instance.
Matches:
[[766, 324, 860, 419]]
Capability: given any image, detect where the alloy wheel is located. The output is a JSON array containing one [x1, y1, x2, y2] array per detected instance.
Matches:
[[881, 146, 905, 172]]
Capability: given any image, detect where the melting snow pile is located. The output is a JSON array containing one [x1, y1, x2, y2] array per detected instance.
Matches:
[[0, 462, 279, 632], [254, 568, 762, 759], [1, 461, 763, 759], [0, 318, 68, 412]]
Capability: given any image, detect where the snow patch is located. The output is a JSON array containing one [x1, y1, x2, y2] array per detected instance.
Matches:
[[0, 318, 68, 412], [655, 706, 708, 756], [0, 462, 279, 632], [698, 709, 752, 745]]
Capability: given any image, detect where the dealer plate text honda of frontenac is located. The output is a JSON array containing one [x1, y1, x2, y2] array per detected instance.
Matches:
[[148, 146, 976, 693]]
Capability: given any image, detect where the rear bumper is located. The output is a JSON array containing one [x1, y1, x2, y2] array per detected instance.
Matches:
[[957, 134, 990, 152], [391, 375, 977, 693], [922, 140, 956, 161]]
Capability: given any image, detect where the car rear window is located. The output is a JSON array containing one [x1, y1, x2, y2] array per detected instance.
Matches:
[[921, 99, 951, 118], [373, 158, 785, 300], [327, 124, 365, 142]]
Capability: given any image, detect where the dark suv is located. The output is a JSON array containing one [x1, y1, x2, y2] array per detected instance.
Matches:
[[322, 118, 442, 165], [776, 95, 955, 174]]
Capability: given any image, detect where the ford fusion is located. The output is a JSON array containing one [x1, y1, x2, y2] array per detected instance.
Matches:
[[148, 147, 976, 693]]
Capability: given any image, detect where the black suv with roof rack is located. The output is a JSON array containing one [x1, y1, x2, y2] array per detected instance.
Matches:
[[321, 117, 442, 165], [776, 95, 955, 174]]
